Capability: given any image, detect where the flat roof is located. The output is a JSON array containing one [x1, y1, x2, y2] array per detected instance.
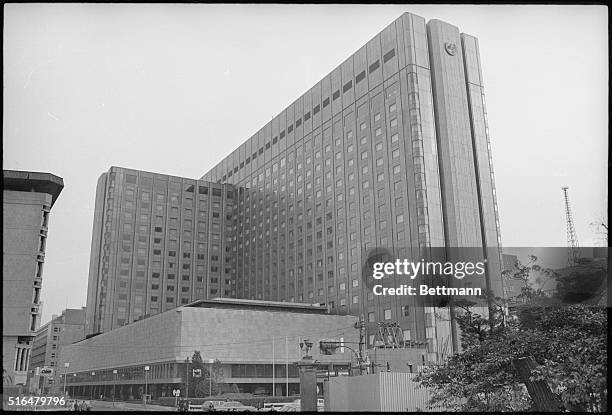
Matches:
[[183, 298, 330, 314], [3, 170, 64, 207]]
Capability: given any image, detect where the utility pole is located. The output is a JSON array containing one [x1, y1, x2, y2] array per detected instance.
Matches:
[[185, 357, 190, 400], [562, 186, 580, 265], [355, 315, 366, 375]]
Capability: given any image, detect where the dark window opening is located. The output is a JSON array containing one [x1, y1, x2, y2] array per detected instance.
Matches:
[[313, 105, 320, 114], [383, 49, 396, 63], [304, 112, 311, 121], [356, 70, 366, 83], [369, 60, 380, 73], [322, 98, 330, 107], [343, 81, 352, 93], [332, 90, 340, 100]]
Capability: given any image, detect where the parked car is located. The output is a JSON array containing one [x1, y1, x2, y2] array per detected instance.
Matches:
[[260, 402, 288, 411], [202, 400, 226, 411], [215, 401, 257, 412], [289, 398, 324, 411], [276, 403, 300, 412]]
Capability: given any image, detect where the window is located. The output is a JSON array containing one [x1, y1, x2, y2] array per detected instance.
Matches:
[[355, 70, 366, 83], [323, 97, 330, 107], [384, 308, 392, 320], [383, 48, 396, 63], [369, 60, 380, 73], [390, 118, 398, 128], [368, 312, 375, 322], [333, 90, 340, 100], [396, 214, 404, 224], [343, 80, 352, 93], [401, 305, 410, 317]]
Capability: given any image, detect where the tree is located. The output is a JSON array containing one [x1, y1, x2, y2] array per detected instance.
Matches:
[[188, 351, 205, 398], [188, 352, 224, 397], [416, 303, 607, 412]]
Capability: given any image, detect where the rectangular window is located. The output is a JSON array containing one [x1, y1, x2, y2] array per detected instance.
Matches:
[[369, 60, 380, 73], [384, 308, 392, 320], [343, 81, 352, 93], [322, 97, 330, 107], [355, 70, 366, 84], [383, 48, 396, 63], [332, 90, 340, 100]]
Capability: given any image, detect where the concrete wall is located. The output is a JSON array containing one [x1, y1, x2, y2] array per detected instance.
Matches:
[[60, 305, 358, 374], [3, 190, 52, 385], [59, 307, 183, 373], [179, 307, 358, 364]]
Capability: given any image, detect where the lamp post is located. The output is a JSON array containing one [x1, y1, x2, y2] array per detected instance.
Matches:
[[144, 366, 150, 408], [63, 362, 70, 397], [112, 370, 117, 407], [91, 372, 95, 400], [205, 359, 215, 397], [185, 357, 190, 400]]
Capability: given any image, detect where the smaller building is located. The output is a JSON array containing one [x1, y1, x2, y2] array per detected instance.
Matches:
[[3, 170, 63, 389], [27, 308, 86, 394], [59, 298, 359, 400]]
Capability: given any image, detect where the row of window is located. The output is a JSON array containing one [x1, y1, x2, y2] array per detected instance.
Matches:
[[219, 49, 397, 183]]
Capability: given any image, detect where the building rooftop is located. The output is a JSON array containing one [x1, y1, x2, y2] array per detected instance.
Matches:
[[183, 297, 330, 314], [3, 170, 64, 207]]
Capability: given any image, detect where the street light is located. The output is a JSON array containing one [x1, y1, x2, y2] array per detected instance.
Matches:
[[112, 370, 117, 407], [144, 366, 150, 407], [63, 362, 70, 397], [185, 357, 190, 400], [205, 359, 215, 397], [91, 372, 95, 400]]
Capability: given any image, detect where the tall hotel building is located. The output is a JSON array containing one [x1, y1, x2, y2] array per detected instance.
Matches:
[[86, 13, 503, 360], [85, 167, 236, 335]]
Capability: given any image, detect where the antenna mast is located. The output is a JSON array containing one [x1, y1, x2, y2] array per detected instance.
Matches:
[[561, 186, 579, 265]]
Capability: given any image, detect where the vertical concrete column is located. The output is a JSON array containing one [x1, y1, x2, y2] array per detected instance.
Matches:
[[297, 358, 317, 412]]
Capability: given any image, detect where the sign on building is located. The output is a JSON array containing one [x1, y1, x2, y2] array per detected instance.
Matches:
[[40, 367, 54, 377]]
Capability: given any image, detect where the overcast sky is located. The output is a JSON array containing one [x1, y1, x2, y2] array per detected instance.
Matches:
[[3, 4, 607, 323]]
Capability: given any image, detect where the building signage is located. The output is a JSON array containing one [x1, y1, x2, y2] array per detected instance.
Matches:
[[40, 367, 54, 377], [444, 42, 457, 56]]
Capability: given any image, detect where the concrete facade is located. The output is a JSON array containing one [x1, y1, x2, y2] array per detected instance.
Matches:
[[199, 12, 503, 360], [60, 299, 358, 399], [3, 170, 63, 388]]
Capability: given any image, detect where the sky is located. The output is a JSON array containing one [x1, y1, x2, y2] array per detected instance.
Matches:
[[3, 4, 608, 323]]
